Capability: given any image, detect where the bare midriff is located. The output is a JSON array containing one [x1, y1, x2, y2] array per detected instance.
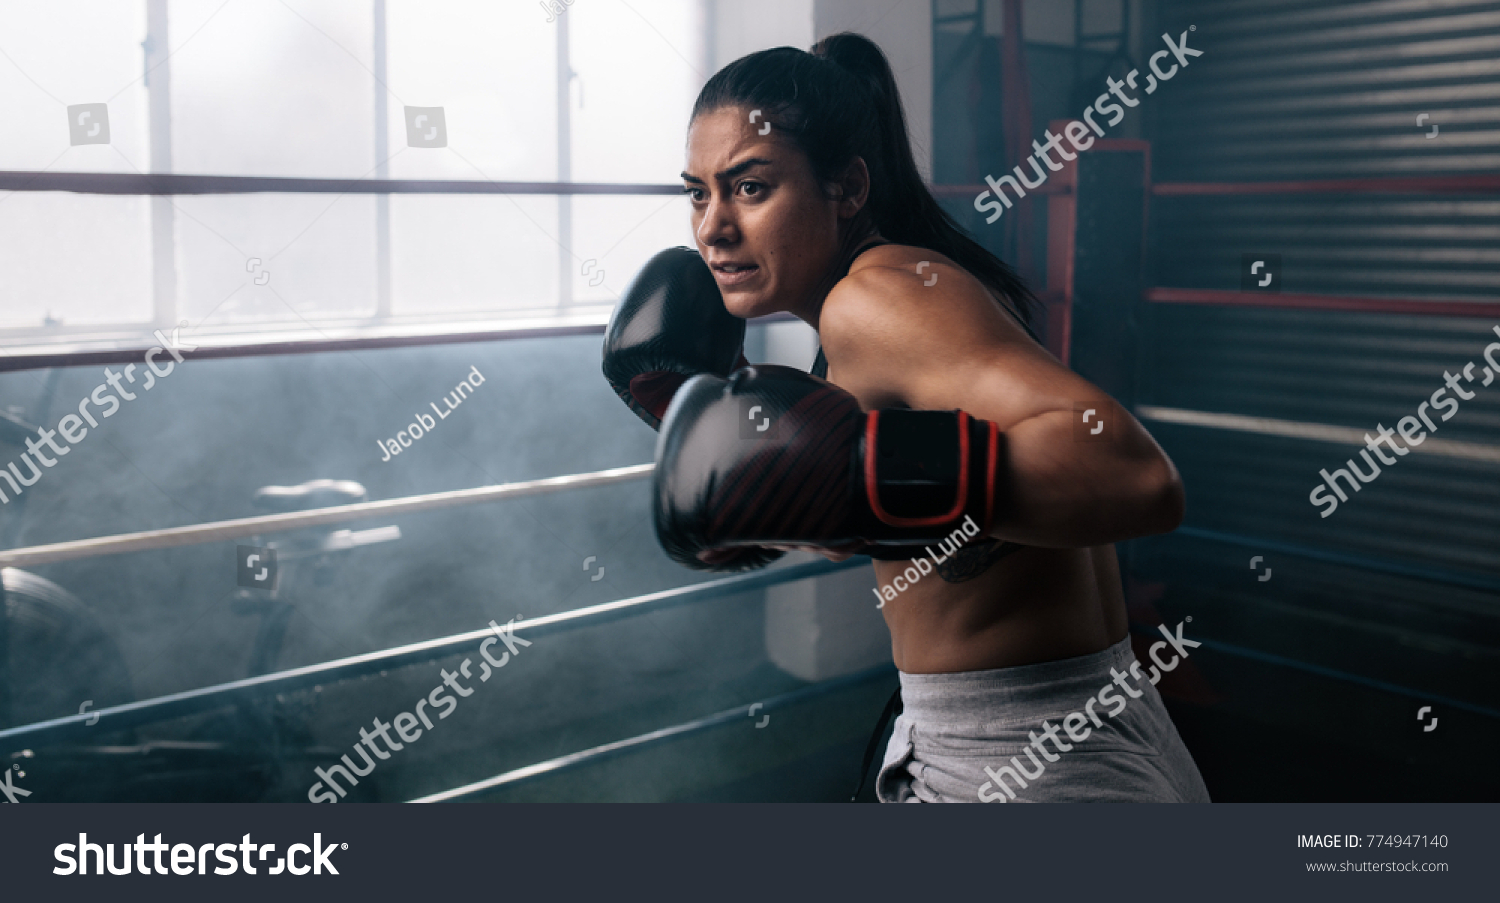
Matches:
[[869, 545, 1128, 674]]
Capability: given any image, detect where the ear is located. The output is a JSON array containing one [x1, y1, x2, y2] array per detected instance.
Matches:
[[829, 157, 871, 220]]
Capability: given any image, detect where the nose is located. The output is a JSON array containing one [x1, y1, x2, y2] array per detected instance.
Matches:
[[696, 192, 739, 249]]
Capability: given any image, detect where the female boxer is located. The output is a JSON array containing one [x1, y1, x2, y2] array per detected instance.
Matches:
[[611, 32, 1209, 803]]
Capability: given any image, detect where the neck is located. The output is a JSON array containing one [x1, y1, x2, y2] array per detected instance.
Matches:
[[794, 227, 883, 330]]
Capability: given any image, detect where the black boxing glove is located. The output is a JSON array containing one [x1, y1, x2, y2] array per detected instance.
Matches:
[[654, 365, 1008, 571], [602, 246, 750, 430]]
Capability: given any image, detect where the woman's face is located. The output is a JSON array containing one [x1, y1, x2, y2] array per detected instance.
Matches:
[[682, 105, 862, 321]]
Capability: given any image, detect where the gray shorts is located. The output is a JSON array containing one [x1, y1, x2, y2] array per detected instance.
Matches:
[[875, 635, 1211, 803]]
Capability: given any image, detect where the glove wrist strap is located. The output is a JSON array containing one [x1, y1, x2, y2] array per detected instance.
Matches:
[[861, 409, 1000, 538]]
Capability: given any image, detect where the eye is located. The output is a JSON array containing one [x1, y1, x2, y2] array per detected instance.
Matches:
[[682, 186, 704, 202], [738, 180, 764, 198]]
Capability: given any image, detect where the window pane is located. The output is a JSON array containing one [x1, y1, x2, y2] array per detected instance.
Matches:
[[0, 1, 149, 173], [1, 1, 712, 341], [168, 0, 374, 178], [0, 193, 152, 328], [385, 2, 557, 182], [173, 193, 377, 325], [568, 194, 695, 306], [390, 194, 558, 317], [569, 0, 704, 184], [0, 2, 152, 328]]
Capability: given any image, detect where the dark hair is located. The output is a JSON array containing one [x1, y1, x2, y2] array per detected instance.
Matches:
[[690, 32, 1038, 332]]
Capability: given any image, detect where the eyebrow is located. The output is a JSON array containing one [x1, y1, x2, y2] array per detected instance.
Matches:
[[680, 157, 774, 185]]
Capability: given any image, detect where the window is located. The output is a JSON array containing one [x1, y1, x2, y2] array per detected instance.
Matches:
[[0, 0, 705, 354]]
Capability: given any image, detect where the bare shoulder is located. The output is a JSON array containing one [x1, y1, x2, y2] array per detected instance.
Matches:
[[820, 245, 1028, 382], [816, 243, 1068, 421], [825, 244, 1027, 338]]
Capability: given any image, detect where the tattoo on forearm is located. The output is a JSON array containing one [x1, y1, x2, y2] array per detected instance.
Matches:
[[935, 538, 1024, 583]]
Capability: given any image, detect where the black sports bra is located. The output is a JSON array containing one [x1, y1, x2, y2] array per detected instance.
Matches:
[[810, 237, 889, 378]]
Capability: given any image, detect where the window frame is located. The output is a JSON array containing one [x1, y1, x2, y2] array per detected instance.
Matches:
[[0, 0, 686, 368]]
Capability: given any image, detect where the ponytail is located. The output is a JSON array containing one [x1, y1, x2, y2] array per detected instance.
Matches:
[[692, 32, 1038, 331]]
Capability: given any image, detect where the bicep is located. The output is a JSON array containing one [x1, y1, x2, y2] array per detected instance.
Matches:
[[823, 263, 1113, 426], [910, 342, 1103, 431]]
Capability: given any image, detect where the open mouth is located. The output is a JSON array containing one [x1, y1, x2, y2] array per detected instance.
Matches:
[[711, 263, 760, 285]]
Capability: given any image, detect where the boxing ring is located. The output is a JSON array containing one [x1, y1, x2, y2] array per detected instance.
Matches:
[[1139, 169, 1500, 592], [0, 461, 884, 800], [0, 168, 901, 802], [3, 151, 1496, 801]]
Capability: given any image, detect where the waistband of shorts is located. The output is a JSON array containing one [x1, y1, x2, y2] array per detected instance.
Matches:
[[897, 635, 1139, 722]]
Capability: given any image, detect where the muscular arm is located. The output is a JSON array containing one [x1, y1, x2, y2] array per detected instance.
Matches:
[[817, 253, 1183, 549]]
